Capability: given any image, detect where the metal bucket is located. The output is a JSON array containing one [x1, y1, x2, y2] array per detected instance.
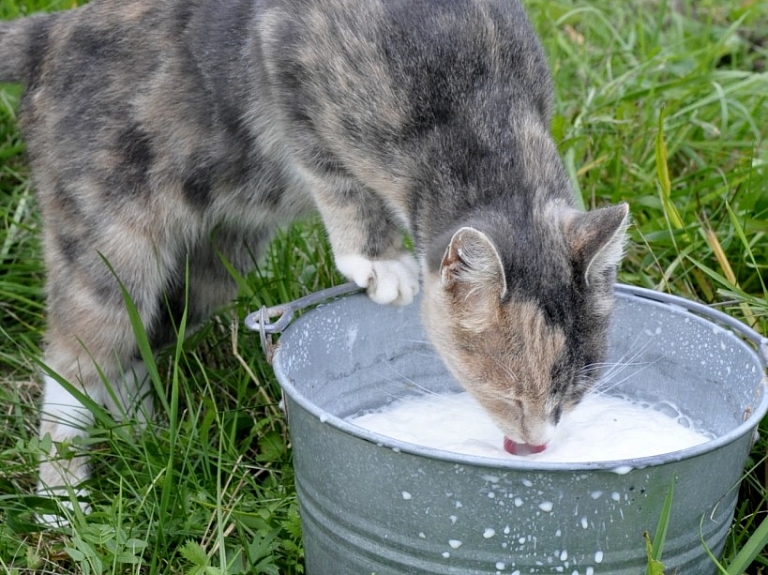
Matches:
[[265, 284, 768, 575]]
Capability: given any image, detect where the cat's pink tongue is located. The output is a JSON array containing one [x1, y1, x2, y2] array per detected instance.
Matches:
[[503, 436, 546, 456]]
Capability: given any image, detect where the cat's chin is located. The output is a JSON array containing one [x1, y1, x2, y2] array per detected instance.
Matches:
[[503, 436, 547, 456]]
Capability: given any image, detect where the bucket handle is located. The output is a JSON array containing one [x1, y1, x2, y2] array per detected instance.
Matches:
[[244, 282, 364, 362]]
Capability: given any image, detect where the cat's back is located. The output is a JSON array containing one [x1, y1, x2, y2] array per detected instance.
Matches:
[[2, 0, 257, 109], [0, 0, 179, 84], [1, 0, 268, 205], [260, 0, 552, 117], [256, 0, 554, 196]]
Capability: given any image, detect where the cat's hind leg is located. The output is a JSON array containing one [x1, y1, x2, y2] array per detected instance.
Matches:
[[36, 372, 94, 526], [37, 211, 173, 525]]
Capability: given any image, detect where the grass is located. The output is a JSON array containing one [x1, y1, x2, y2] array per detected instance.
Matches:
[[1, 0, 767, 573]]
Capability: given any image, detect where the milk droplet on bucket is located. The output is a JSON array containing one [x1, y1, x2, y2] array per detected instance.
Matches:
[[595, 551, 604, 563], [484, 528, 496, 538], [449, 539, 463, 549], [560, 550, 568, 561], [539, 501, 554, 512], [402, 491, 412, 500], [611, 492, 621, 502], [580, 516, 588, 529], [496, 562, 506, 570], [442, 551, 450, 559]]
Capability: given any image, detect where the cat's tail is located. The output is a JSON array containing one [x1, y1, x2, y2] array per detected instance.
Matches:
[[0, 13, 60, 84]]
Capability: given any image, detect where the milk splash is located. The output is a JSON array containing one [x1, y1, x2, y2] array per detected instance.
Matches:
[[348, 392, 711, 462]]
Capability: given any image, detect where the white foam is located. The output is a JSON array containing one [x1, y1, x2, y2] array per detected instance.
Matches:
[[348, 392, 710, 462]]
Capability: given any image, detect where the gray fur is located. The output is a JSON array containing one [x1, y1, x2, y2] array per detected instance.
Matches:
[[0, 0, 627, 521]]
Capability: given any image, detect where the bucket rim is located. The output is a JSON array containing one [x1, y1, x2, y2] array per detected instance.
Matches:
[[272, 284, 768, 472]]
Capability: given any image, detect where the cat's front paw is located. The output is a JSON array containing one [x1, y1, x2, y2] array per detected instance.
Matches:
[[336, 253, 419, 306]]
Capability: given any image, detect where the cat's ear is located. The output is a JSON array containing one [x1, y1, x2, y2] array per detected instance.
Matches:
[[563, 203, 630, 284], [440, 227, 507, 300]]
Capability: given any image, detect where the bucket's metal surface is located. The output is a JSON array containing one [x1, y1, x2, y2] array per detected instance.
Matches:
[[271, 285, 768, 575]]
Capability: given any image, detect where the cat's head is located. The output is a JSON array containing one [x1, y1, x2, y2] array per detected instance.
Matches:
[[422, 202, 629, 449]]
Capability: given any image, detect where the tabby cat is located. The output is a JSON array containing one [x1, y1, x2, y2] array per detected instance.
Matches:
[[0, 0, 628, 524]]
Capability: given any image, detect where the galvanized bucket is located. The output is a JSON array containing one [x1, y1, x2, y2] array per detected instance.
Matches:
[[250, 284, 768, 575]]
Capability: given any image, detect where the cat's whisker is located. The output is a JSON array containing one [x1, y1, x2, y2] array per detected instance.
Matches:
[[378, 354, 483, 416], [377, 363, 470, 412], [589, 356, 662, 397], [582, 334, 656, 389]]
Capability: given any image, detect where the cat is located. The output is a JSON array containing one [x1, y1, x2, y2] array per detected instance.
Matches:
[[0, 0, 628, 524]]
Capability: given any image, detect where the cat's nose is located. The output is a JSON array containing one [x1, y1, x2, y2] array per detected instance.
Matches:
[[527, 421, 557, 446]]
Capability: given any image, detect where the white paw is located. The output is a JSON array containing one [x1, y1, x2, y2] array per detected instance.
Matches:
[[36, 487, 91, 528], [336, 253, 420, 306]]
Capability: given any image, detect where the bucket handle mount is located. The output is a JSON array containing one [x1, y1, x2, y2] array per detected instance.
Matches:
[[244, 282, 364, 362]]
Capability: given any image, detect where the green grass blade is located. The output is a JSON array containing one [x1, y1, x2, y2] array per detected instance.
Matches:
[[652, 479, 675, 562], [655, 106, 684, 231], [724, 513, 768, 575], [96, 254, 167, 412]]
